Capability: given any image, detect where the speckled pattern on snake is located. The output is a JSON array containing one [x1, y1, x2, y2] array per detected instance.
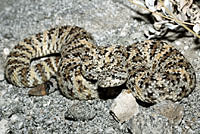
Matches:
[[5, 25, 196, 103]]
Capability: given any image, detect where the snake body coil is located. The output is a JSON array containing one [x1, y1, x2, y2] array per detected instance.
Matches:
[[5, 25, 196, 103]]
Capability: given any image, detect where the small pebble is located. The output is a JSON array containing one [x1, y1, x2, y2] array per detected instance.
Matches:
[[10, 114, 19, 122], [18, 122, 24, 129], [184, 46, 189, 50], [175, 41, 181, 46], [3, 48, 10, 56], [104, 127, 117, 134], [0, 119, 9, 134]]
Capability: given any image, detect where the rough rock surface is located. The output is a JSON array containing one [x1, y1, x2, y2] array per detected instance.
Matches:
[[0, 0, 199, 133]]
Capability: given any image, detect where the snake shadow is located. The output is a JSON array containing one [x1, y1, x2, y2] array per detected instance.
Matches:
[[97, 84, 154, 107]]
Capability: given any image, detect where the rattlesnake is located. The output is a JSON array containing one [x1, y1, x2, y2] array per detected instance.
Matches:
[[5, 25, 196, 103]]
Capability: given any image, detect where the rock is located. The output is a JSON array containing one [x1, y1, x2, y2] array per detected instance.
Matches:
[[65, 101, 97, 121], [128, 107, 173, 134], [110, 89, 139, 123], [153, 100, 184, 125]]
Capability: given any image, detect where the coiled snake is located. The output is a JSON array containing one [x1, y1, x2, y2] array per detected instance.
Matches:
[[5, 25, 196, 103]]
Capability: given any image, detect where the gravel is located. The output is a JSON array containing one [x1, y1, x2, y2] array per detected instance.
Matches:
[[0, 0, 199, 133]]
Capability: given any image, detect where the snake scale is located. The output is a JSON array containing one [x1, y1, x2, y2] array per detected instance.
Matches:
[[5, 25, 196, 103]]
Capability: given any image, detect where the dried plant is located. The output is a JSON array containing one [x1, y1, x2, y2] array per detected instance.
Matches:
[[128, 0, 200, 39]]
